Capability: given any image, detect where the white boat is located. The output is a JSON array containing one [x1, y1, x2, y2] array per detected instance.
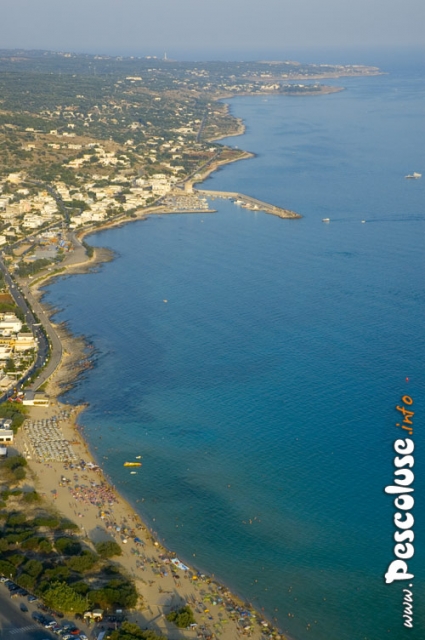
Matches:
[[405, 172, 422, 179], [322, 218, 330, 223]]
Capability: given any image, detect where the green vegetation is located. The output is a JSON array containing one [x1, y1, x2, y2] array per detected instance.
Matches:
[[2, 456, 27, 483], [55, 536, 82, 556], [82, 239, 94, 258], [95, 540, 122, 558], [66, 550, 98, 572], [0, 490, 138, 616], [166, 605, 196, 628], [88, 578, 137, 609], [16, 258, 54, 277], [43, 581, 87, 614], [110, 622, 166, 640], [0, 403, 28, 431]]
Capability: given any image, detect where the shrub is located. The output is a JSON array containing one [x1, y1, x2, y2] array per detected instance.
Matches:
[[13, 467, 26, 481], [22, 491, 40, 504]]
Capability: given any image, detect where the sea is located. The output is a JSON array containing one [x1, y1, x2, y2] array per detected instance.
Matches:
[[43, 49, 425, 640]]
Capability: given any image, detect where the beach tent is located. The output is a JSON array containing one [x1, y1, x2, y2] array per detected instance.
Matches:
[[171, 557, 189, 571]]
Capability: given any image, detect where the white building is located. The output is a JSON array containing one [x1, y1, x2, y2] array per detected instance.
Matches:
[[0, 429, 13, 445], [15, 334, 37, 352], [0, 314, 22, 334]]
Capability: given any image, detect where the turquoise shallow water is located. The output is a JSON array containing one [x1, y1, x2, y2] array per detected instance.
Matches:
[[44, 55, 425, 639]]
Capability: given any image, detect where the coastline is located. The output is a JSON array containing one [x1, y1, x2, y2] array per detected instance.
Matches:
[[14, 213, 293, 639], [16, 280, 288, 640], [7, 98, 304, 639]]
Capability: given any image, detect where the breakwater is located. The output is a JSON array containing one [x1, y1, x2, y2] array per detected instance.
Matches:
[[195, 188, 302, 219]]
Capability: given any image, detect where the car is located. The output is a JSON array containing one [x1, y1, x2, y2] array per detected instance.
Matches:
[[10, 591, 19, 599], [32, 612, 44, 622], [0, 576, 8, 582], [70, 630, 80, 636], [7, 583, 18, 591], [28, 595, 38, 602], [43, 620, 56, 628], [17, 588, 28, 596], [20, 603, 28, 613]]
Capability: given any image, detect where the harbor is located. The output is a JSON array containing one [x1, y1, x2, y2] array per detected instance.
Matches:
[[194, 189, 301, 219]]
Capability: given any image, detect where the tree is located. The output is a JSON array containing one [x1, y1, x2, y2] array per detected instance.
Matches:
[[109, 622, 166, 640], [22, 491, 40, 504], [66, 551, 98, 573], [18, 573, 36, 590], [166, 605, 196, 628], [88, 579, 137, 609], [23, 559, 43, 578], [43, 581, 87, 614], [95, 540, 122, 558], [0, 559, 16, 577], [55, 536, 82, 556]]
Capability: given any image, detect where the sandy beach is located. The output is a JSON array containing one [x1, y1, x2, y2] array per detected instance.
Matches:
[[9, 233, 285, 640]]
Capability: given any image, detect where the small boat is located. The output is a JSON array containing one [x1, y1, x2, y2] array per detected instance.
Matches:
[[124, 462, 142, 467], [322, 218, 330, 223], [405, 172, 422, 179], [130, 471, 137, 475]]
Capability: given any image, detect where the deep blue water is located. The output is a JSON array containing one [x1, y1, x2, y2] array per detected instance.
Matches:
[[44, 56, 425, 639]]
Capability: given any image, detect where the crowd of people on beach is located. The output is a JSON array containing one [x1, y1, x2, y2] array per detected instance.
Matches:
[[19, 405, 277, 640], [23, 412, 78, 462]]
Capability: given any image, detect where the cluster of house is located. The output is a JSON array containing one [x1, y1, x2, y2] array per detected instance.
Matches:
[[0, 313, 37, 391], [0, 175, 60, 236], [67, 173, 178, 227], [0, 418, 13, 451]]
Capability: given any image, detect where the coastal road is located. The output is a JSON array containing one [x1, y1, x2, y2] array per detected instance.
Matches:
[[0, 255, 61, 396], [18, 283, 62, 392], [0, 589, 51, 640]]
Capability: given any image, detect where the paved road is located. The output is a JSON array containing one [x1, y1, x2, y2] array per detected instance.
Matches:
[[0, 257, 50, 392], [0, 588, 52, 640], [0, 255, 61, 398]]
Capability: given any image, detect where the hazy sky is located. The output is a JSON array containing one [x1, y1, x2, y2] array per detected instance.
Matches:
[[1, 0, 424, 58]]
